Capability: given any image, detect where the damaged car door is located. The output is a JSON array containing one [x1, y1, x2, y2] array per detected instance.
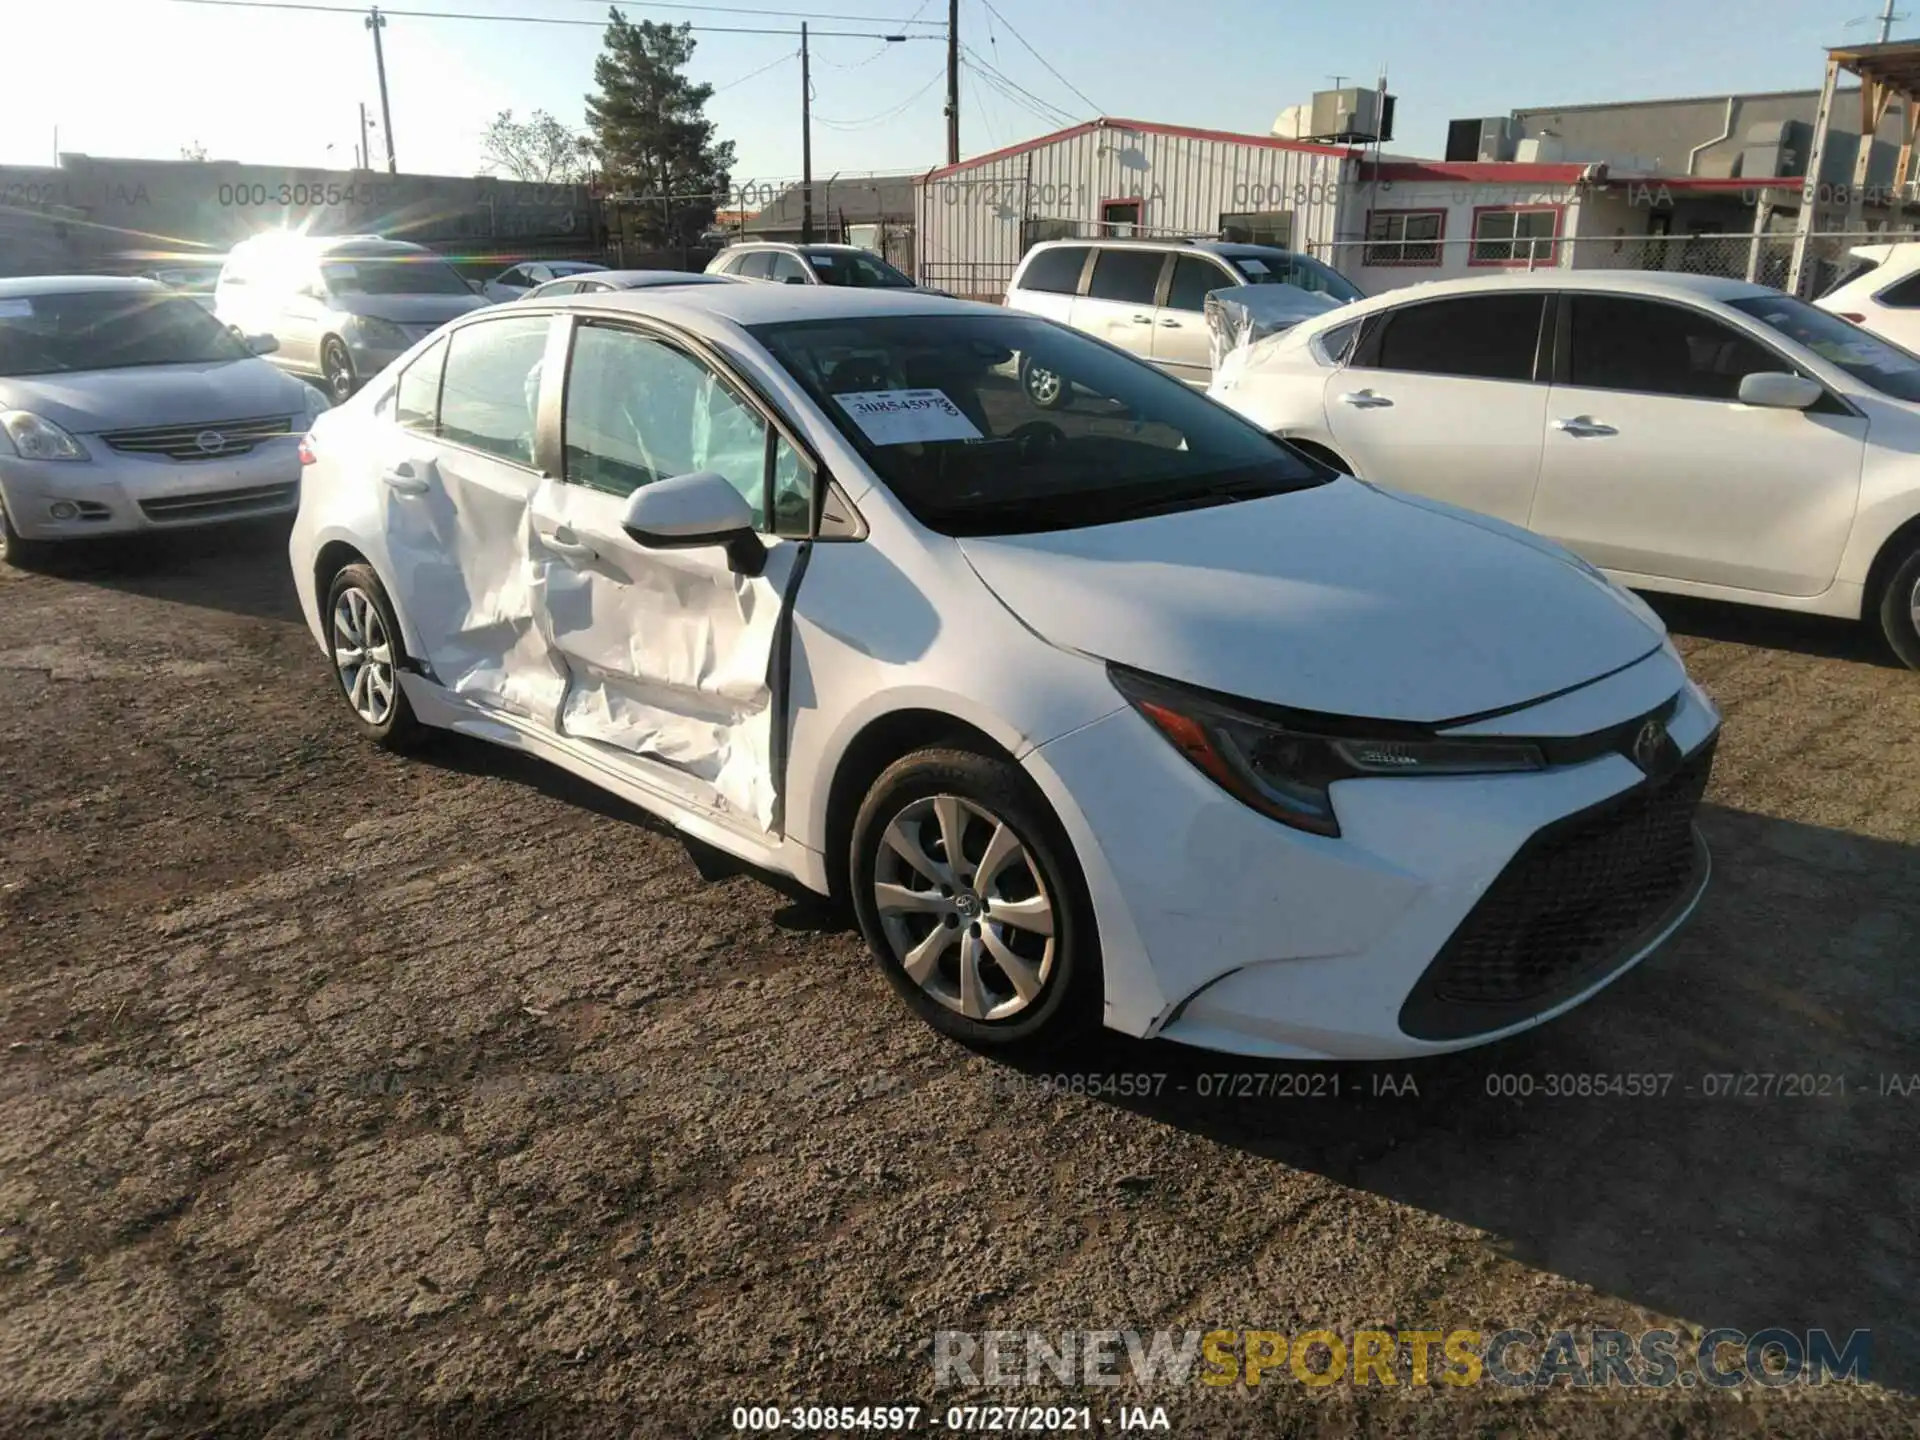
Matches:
[[525, 317, 810, 834], [380, 311, 571, 724]]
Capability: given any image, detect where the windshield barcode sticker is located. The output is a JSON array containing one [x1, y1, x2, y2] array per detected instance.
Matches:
[[834, 388, 982, 446], [0, 299, 35, 319]]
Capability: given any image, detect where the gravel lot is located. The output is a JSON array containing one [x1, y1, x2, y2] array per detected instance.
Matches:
[[1, 524, 1916, 1439]]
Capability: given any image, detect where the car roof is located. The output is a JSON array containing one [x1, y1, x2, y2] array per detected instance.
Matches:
[[0, 274, 166, 298], [721, 241, 869, 253], [521, 282, 986, 331], [598, 270, 736, 287], [230, 235, 429, 257], [1315, 269, 1778, 321], [544, 260, 607, 272]]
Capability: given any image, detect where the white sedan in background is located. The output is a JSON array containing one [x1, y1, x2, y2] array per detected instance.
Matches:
[[1210, 271, 1920, 668], [481, 260, 607, 304], [289, 284, 1719, 1060]]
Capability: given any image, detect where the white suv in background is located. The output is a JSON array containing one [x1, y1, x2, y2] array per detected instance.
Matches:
[[1815, 241, 1920, 349], [1003, 238, 1363, 394]]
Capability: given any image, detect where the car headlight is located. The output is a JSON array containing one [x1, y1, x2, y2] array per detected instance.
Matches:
[[352, 317, 411, 349], [1110, 665, 1544, 838], [0, 410, 89, 461]]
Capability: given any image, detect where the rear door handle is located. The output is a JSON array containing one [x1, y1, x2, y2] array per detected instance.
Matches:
[[1132, 314, 1153, 325], [1337, 390, 1393, 409], [379, 462, 430, 495], [538, 530, 597, 561], [1552, 417, 1618, 437], [1158, 318, 1182, 328]]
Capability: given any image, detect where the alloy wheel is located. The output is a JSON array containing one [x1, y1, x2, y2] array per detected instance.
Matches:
[[323, 341, 355, 404], [332, 586, 397, 726], [1909, 575, 1920, 642], [1024, 365, 1062, 406], [871, 793, 1056, 1022]]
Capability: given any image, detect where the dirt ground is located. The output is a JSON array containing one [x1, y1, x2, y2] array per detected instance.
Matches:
[[1, 523, 1917, 1439]]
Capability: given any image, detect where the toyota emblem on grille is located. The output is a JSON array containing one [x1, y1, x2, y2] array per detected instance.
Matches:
[[194, 430, 227, 455], [1631, 717, 1670, 775]]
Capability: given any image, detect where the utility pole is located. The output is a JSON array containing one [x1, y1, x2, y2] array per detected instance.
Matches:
[[945, 0, 960, 164], [366, 7, 397, 174], [801, 23, 814, 245], [358, 103, 372, 171], [1880, 0, 1899, 41]]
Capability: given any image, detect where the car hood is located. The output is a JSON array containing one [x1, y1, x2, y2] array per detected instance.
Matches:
[[331, 293, 491, 323], [956, 477, 1666, 724], [0, 359, 313, 434]]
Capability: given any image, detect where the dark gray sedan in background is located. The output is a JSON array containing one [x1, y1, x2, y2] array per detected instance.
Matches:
[[0, 276, 328, 568]]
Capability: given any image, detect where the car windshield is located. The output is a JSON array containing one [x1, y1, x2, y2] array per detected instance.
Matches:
[[322, 257, 472, 296], [749, 312, 1325, 536], [1227, 252, 1364, 302], [0, 289, 252, 376], [802, 249, 915, 288], [1726, 293, 1920, 402]]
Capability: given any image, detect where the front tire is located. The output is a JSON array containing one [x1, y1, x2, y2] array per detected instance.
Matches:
[[0, 501, 54, 571], [321, 337, 357, 405], [1877, 542, 1920, 669], [850, 746, 1100, 1047], [325, 564, 426, 750]]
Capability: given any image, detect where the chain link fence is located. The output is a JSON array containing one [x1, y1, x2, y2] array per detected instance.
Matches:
[[1319, 230, 1920, 298]]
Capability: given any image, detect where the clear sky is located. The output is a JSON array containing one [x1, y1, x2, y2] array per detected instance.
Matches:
[[0, 0, 1891, 186]]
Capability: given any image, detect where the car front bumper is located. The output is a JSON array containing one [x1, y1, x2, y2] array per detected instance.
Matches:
[[0, 436, 303, 540], [1024, 646, 1721, 1060]]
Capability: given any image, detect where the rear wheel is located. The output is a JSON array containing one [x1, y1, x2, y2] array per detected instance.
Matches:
[[0, 501, 54, 571], [325, 564, 426, 750], [1876, 541, 1920, 669], [1020, 355, 1068, 410], [850, 746, 1099, 1047], [321, 337, 357, 404]]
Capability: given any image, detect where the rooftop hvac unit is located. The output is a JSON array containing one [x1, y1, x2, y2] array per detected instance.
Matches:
[[1445, 116, 1516, 162], [1307, 87, 1396, 144], [1739, 119, 1809, 178]]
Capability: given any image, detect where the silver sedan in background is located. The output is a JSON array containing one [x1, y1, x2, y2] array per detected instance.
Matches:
[[518, 269, 743, 300], [0, 276, 329, 568]]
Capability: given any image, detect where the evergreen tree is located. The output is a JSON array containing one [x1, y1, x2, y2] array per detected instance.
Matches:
[[585, 10, 735, 245]]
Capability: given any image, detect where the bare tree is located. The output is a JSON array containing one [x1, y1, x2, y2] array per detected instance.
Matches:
[[480, 109, 592, 184], [179, 140, 209, 162]]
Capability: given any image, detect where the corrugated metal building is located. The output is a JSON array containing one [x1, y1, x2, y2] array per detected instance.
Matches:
[[914, 117, 1359, 300]]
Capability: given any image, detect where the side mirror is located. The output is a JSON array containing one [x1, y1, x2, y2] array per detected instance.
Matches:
[[621, 470, 766, 577], [1738, 371, 1823, 410], [246, 333, 279, 356]]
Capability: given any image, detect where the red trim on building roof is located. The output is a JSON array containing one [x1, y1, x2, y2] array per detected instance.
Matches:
[[918, 117, 1357, 182], [1368, 159, 1593, 184]]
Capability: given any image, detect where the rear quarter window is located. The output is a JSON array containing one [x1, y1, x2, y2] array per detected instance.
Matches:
[[1017, 247, 1090, 295]]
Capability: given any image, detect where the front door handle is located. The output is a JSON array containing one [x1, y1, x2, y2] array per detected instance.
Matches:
[[1158, 317, 1182, 328], [1132, 314, 1153, 325], [1552, 416, 1618, 437], [1338, 390, 1393, 409], [538, 531, 597, 561], [380, 462, 430, 495]]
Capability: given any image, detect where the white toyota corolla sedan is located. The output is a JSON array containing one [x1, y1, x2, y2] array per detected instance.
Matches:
[[289, 285, 1721, 1060]]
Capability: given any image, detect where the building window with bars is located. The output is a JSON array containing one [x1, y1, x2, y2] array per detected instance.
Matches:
[[1022, 217, 1080, 251], [1219, 211, 1293, 247], [1363, 209, 1444, 265], [1471, 206, 1560, 266]]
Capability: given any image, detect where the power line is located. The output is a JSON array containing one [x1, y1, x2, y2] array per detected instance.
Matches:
[[813, 60, 945, 129], [164, 0, 939, 39], [975, 0, 1098, 116], [960, 47, 1073, 129], [710, 47, 800, 94], [533, 0, 941, 24], [961, 60, 1070, 133]]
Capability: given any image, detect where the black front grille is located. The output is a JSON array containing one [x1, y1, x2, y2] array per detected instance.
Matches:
[[101, 415, 293, 461], [138, 483, 298, 522], [1399, 738, 1715, 1041]]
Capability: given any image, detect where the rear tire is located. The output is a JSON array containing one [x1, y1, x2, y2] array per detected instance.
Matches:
[[850, 746, 1100, 1048], [0, 502, 54, 572], [321, 337, 357, 405], [324, 564, 428, 750], [1877, 541, 1920, 669]]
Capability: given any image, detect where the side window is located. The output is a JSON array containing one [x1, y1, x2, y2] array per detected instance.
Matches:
[[562, 324, 770, 528], [1877, 270, 1920, 307], [1370, 294, 1544, 382], [498, 266, 528, 288], [437, 315, 550, 464], [1018, 246, 1089, 294], [1166, 255, 1233, 312], [394, 336, 448, 431], [1566, 295, 1784, 401], [526, 265, 552, 284], [770, 435, 814, 539], [1314, 319, 1363, 366], [738, 252, 775, 280], [1085, 249, 1164, 304], [768, 252, 810, 284]]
